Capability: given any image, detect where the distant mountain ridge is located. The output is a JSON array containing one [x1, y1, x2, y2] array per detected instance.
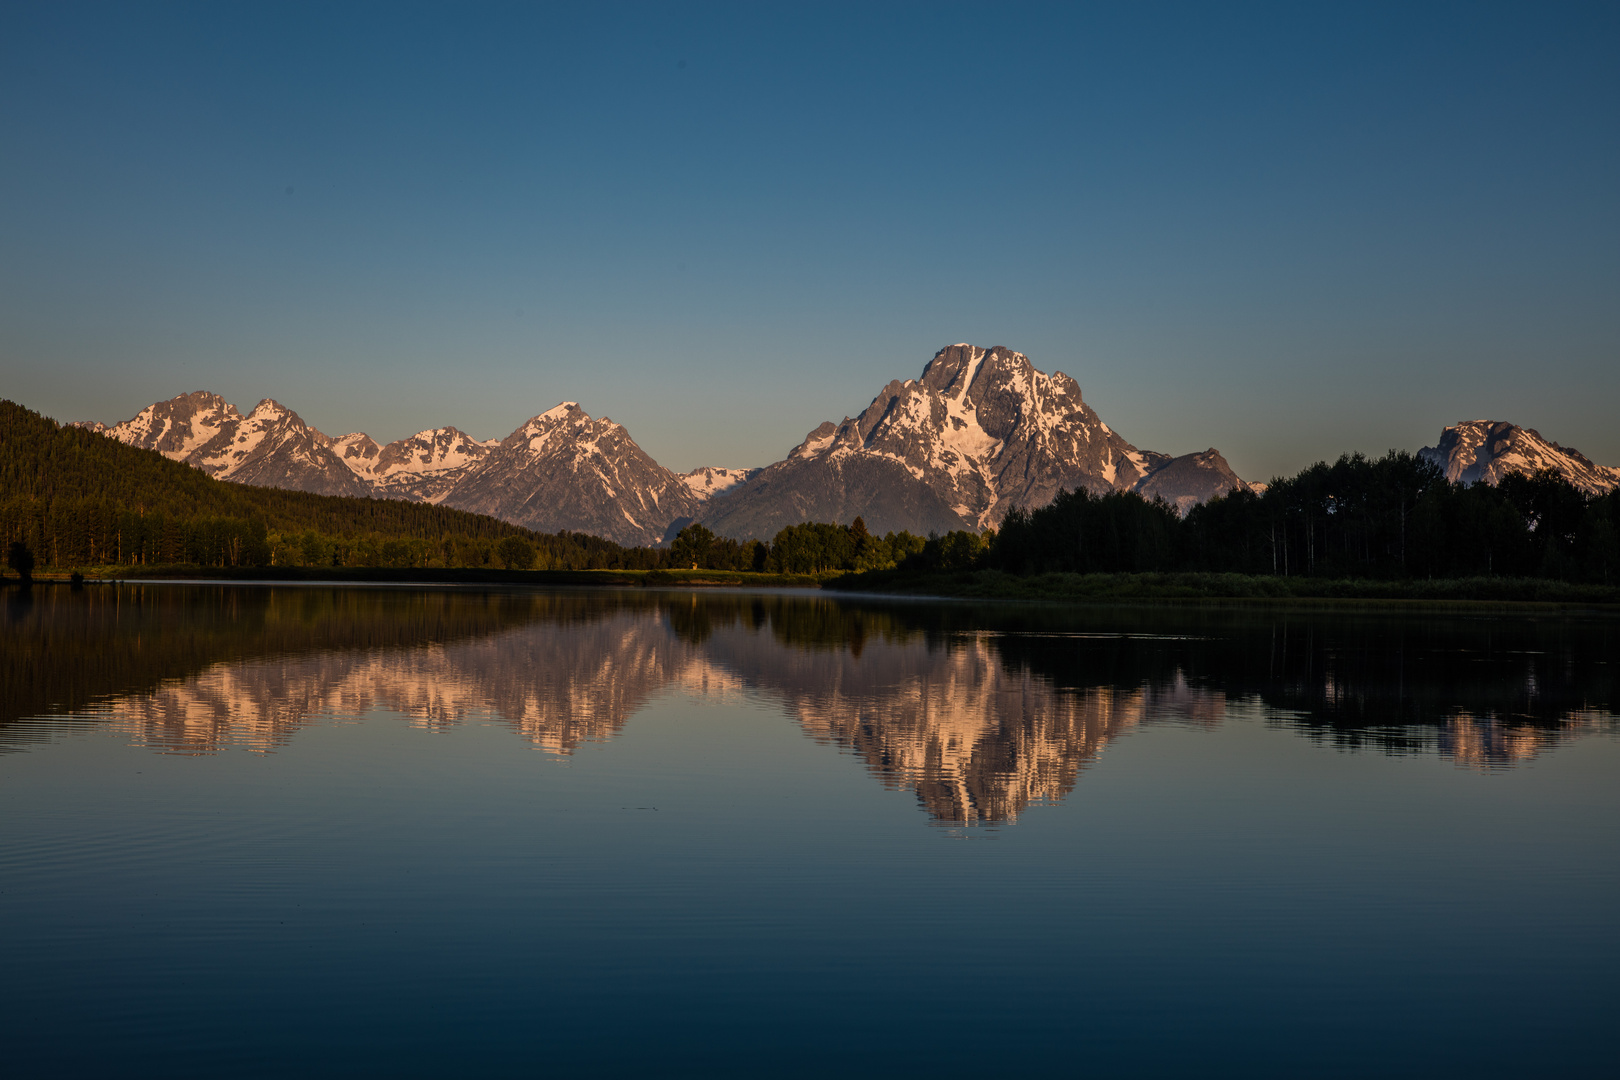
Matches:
[[78, 391, 372, 498], [84, 343, 1620, 544], [81, 354, 1619, 546], [81, 394, 731, 545], [81, 344, 1254, 544], [1420, 420, 1620, 495]]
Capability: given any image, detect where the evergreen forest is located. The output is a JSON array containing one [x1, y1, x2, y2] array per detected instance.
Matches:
[[979, 452, 1620, 583]]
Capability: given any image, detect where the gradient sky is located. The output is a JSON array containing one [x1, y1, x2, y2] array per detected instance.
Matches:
[[2, 1, 1616, 481]]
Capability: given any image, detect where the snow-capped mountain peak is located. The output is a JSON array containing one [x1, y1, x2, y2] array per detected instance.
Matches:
[[702, 344, 1248, 538], [97, 391, 370, 497], [447, 402, 705, 544], [1420, 421, 1620, 494]]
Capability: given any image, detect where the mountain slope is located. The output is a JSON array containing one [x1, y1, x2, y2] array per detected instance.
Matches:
[[336, 426, 499, 503], [1135, 449, 1249, 514], [1420, 421, 1620, 495], [1, 397, 600, 569], [442, 403, 705, 546], [89, 394, 708, 545], [701, 344, 1249, 539], [96, 392, 372, 497]]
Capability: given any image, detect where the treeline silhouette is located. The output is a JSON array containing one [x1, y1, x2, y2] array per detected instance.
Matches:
[[977, 451, 1620, 583], [666, 519, 927, 574]]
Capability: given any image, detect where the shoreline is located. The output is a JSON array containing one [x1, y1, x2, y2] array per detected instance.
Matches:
[[7, 566, 1620, 612], [2, 566, 834, 589], [824, 568, 1620, 612]]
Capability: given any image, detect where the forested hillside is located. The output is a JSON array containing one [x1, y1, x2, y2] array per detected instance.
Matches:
[[0, 400, 655, 571]]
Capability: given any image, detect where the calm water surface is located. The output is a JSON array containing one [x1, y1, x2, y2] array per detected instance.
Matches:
[[2, 585, 1617, 1077]]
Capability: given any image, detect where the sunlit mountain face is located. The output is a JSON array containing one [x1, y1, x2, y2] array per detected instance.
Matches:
[[4, 587, 1615, 823]]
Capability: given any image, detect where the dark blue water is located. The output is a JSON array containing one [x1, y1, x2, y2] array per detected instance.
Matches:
[[2, 585, 1616, 1077]]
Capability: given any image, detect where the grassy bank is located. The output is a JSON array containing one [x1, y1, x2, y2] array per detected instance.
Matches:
[[824, 568, 1620, 608], [7, 565, 832, 589]]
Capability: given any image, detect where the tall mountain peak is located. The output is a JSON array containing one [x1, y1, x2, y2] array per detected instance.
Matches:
[[700, 343, 1246, 539], [446, 401, 702, 544]]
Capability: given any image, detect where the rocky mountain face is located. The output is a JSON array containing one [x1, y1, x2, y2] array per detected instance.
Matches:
[[1420, 421, 1620, 495], [700, 344, 1250, 539], [81, 344, 1254, 544], [1135, 448, 1250, 514], [333, 427, 499, 503], [87, 391, 372, 497], [441, 403, 706, 544], [87, 393, 715, 545]]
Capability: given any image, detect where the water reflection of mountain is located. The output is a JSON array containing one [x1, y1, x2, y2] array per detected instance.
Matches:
[[98, 617, 756, 757], [699, 619, 1226, 824], [1, 586, 665, 749], [4, 588, 1616, 821]]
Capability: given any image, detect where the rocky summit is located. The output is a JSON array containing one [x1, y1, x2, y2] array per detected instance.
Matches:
[[80, 344, 1257, 544], [699, 344, 1251, 538], [85, 391, 371, 498], [1420, 421, 1620, 495], [440, 403, 706, 545], [86, 393, 714, 545]]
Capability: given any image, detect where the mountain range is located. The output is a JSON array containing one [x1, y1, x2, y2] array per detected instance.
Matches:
[[77, 343, 1617, 544]]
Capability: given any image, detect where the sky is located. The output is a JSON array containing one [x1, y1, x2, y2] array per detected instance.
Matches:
[[2, 1, 1616, 481]]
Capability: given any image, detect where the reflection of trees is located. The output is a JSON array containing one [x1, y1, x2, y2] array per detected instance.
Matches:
[[968, 606, 1619, 769], [6, 588, 1617, 817]]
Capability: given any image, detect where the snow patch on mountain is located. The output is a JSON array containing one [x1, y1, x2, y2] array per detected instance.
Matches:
[[679, 466, 760, 498]]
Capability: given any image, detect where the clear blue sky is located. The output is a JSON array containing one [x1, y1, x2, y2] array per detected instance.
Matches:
[[3, 1, 1616, 480]]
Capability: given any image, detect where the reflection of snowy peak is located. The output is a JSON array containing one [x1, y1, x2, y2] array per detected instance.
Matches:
[[701, 345, 1249, 539], [1420, 421, 1620, 495], [441, 403, 706, 546]]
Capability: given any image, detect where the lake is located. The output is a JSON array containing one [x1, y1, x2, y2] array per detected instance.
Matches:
[[2, 584, 1616, 1077]]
